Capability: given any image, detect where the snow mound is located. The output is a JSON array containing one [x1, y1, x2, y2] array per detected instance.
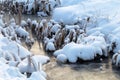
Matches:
[[54, 41, 105, 63], [0, 60, 26, 80], [46, 42, 56, 51], [0, 37, 31, 59], [57, 54, 67, 63]]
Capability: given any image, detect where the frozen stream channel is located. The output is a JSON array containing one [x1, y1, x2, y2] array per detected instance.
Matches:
[[3, 14, 120, 80], [29, 38, 120, 80]]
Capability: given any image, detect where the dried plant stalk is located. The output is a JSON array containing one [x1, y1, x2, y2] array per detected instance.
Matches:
[[18, 6, 22, 25], [17, 44, 20, 56]]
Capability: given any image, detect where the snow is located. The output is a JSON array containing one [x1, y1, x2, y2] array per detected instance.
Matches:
[[43, 37, 56, 51], [0, 61, 26, 80], [28, 71, 46, 80], [53, 0, 120, 24], [27, 18, 32, 24], [54, 49, 63, 57], [0, 59, 47, 80], [37, 12, 47, 17], [116, 54, 120, 66], [60, 0, 84, 6], [1, 39, 31, 59], [15, 27, 29, 38], [18, 55, 49, 73], [46, 42, 56, 51], [57, 54, 67, 63], [32, 20, 38, 27], [65, 25, 79, 30], [51, 0, 120, 64], [1, 0, 120, 79], [13, 0, 34, 3], [108, 36, 120, 53], [26, 3, 34, 12], [31, 55, 50, 65], [83, 36, 108, 56], [53, 31, 107, 63], [53, 5, 80, 24], [0, 17, 49, 80], [8, 0, 60, 16], [87, 21, 120, 36], [21, 20, 27, 27], [54, 42, 104, 63], [0, 34, 48, 80], [50, 23, 61, 33], [112, 52, 120, 67]]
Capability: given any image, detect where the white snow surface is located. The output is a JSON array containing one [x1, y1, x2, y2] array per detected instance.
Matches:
[[57, 54, 67, 63], [0, 60, 26, 80], [46, 42, 56, 51], [52, 0, 120, 64], [54, 42, 104, 63], [15, 27, 29, 38], [0, 28, 48, 80], [53, 0, 120, 24], [60, 0, 84, 6], [0, 37, 30, 59]]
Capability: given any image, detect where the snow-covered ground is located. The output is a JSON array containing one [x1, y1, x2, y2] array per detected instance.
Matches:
[[0, 34, 49, 80], [1, 0, 120, 79], [53, 0, 120, 24], [51, 0, 120, 65], [0, 15, 50, 80]]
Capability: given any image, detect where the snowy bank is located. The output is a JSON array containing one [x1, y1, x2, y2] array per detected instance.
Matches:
[[0, 17, 50, 80], [53, 0, 120, 24], [54, 40, 107, 63]]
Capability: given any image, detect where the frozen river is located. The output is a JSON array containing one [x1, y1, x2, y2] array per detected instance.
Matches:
[[27, 37, 120, 80], [3, 13, 120, 80], [29, 28, 120, 80]]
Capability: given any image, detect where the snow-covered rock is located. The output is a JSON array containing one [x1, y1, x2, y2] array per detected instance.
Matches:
[[46, 42, 56, 51]]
